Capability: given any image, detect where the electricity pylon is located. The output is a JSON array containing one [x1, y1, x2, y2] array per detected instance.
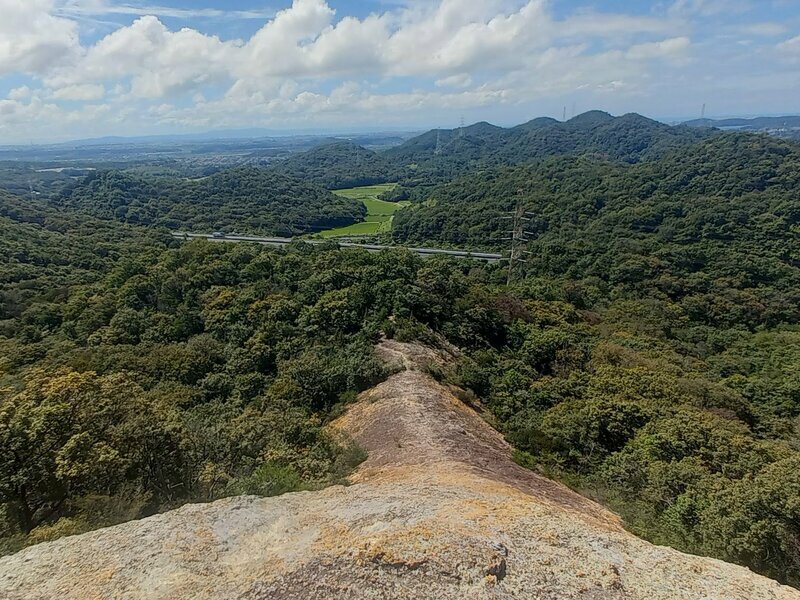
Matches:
[[503, 192, 537, 285]]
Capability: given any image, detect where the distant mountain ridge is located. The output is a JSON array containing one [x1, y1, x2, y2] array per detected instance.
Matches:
[[377, 111, 714, 197], [684, 116, 800, 129], [388, 111, 711, 164], [265, 111, 719, 198]]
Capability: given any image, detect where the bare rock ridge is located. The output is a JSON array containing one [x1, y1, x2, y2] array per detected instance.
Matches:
[[1, 341, 798, 599]]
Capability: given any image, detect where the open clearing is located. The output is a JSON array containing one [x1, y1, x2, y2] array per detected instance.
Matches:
[[318, 184, 410, 238]]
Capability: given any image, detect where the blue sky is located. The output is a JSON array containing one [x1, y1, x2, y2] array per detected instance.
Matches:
[[0, 0, 798, 142]]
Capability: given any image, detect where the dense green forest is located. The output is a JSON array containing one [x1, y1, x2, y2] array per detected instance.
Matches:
[[57, 168, 366, 235], [243, 111, 715, 201], [1, 116, 800, 586], [390, 131, 800, 585], [394, 134, 800, 322], [383, 111, 715, 198], [268, 141, 402, 189], [0, 191, 170, 317], [1, 198, 390, 551]]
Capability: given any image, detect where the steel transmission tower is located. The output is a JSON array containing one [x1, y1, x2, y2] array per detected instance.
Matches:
[[503, 192, 537, 285]]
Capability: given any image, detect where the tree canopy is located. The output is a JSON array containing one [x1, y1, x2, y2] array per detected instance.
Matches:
[[268, 141, 402, 189], [57, 167, 366, 235], [1, 118, 800, 588]]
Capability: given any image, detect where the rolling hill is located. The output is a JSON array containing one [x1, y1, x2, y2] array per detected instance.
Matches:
[[382, 111, 714, 197], [56, 168, 366, 236], [245, 112, 715, 202], [268, 140, 402, 189], [393, 132, 800, 326]]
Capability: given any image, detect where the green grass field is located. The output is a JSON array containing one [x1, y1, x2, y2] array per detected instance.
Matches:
[[318, 184, 409, 238]]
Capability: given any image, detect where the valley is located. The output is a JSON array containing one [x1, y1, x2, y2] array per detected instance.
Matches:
[[3, 1, 800, 597], [1, 110, 800, 593]]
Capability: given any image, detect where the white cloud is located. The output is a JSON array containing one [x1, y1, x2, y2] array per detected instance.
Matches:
[[626, 37, 691, 61], [48, 15, 237, 98], [55, 0, 275, 20], [0, 0, 80, 76], [435, 74, 474, 88], [0, 0, 797, 142], [47, 0, 686, 94], [51, 83, 106, 100], [8, 86, 34, 101], [669, 0, 753, 17], [731, 22, 788, 37]]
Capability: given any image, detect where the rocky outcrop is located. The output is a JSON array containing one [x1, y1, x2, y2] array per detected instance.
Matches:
[[1, 340, 797, 599]]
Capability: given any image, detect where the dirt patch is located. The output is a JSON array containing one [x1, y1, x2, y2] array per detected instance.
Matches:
[[335, 340, 621, 528]]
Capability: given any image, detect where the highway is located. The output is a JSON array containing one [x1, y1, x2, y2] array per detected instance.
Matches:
[[171, 232, 504, 262]]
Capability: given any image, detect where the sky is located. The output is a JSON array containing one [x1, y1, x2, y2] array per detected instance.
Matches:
[[0, 0, 799, 143]]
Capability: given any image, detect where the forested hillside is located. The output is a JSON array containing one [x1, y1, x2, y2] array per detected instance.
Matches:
[[382, 111, 714, 198], [0, 191, 170, 321], [2, 121, 800, 587], [394, 133, 800, 331], [57, 168, 366, 235], [2, 201, 800, 585], [268, 141, 402, 189], [384, 121, 506, 166], [0, 198, 394, 552], [388, 132, 800, 584]]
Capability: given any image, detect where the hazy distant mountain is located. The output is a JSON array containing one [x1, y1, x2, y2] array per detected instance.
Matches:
[[684, 116, 800, 130], [61, 129, 293, 146]]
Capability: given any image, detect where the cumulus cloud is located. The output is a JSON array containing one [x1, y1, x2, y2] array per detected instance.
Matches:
[[51, 83, 106, 101], [47, 0, 682, 100], [31, 0, 688, 112], [47, 15, 237, 98], [0, 0, 80, 76], [8, 86, 34, 101], [0, 0, 796, 141]]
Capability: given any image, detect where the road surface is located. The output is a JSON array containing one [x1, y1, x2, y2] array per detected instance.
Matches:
[[171, 232, 504, 262]]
